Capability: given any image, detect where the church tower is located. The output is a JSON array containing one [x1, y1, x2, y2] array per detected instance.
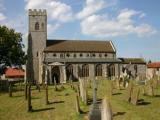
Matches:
[[27, 9, 47, 83]]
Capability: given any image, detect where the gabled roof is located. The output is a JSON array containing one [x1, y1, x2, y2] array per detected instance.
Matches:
[[147, 62, 160, 68], [5, 68, 24, 77], [44, 40, 116, 53], [119, 58, 146, 64]]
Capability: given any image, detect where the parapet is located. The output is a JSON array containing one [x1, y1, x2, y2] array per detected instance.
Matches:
[[29, 9, 47, 16]]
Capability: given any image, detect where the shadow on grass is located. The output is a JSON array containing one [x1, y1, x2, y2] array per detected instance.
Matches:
[[137, 99, 151, 106], [32, 107, 54, 112], [112, 92, 122, 95], [48, 100, 65, 104], [12, 95, 24, 98], [138, 101, 151, 105], [113, 112, 126, 117], [154, 95, 160, 97]]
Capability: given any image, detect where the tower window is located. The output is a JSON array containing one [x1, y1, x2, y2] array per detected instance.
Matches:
[[41, 23, 44, 30], [99, 53, 102, 57], [35, 22, 39, 30], [104, 53, 108, 57]]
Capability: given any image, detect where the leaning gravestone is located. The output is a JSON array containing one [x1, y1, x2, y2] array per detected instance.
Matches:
[[126, 81, 134, 102], [131, 86, 140, 105], [101, 97, 113, 120], [75, 93, 80, 114]]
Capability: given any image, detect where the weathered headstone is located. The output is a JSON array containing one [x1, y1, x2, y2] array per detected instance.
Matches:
[[45, 84, 49, 105], [148, 84, 154, 96], [27, 84, 32, 112], [53, 77, 58, 91], [131, 87, 140, 105], [25, 83, 28, 100], [126, 82, 134, 102], [79, 78, 88, 105], [8, 83, 12, 97], [101, 97, 113, 120]]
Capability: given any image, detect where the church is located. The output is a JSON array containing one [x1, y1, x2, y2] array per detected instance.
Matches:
[[27, 9, 146, 84]]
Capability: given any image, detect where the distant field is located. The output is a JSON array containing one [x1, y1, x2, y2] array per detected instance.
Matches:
[[0, 80, 160, 120]]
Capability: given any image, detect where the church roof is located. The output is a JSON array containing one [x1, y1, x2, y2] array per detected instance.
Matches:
[[118, 58, 146, 64], [44, 40, 116, 53]]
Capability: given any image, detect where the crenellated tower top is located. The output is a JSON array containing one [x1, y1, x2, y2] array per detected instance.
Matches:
[[29, 9, 47, 16]]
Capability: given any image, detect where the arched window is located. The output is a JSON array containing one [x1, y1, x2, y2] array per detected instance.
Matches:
[[95, 64, 102, 76], [82, 64, 89, 77], [35, 22, 39, 30], [41, 23, 44, 30], [66, 64, 73, 80]]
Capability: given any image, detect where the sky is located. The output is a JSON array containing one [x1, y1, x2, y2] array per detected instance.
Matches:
[[0, 0, 160, 61]]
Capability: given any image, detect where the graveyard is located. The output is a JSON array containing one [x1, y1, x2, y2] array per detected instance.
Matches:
[[0, 78, 160, 120]]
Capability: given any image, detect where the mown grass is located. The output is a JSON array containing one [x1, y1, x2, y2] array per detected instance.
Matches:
[[0, 80, 160, 120]]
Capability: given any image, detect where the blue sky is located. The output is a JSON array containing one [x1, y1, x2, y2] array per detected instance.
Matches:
[[0, 0, 160, 61]]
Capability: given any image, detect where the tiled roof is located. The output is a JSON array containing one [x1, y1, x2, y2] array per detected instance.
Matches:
[[45, 40, 115, 53], [119, 58, 146, 64], [5, 68, 24, 77], [147, 62, 160, 68]]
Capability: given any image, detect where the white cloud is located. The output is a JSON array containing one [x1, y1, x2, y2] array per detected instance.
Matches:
[[81, 9, 157, 37], [47, 23, 61, 35], [0, 12, 6, 21], [76, 0, 106, 19], [25, 0, 74, 22]]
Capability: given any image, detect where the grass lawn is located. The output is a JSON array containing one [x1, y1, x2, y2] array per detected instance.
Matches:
[[0, 80, 160, 120]]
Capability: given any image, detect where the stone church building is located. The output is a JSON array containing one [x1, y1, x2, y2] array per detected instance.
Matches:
[[27, 9, 146, 84]]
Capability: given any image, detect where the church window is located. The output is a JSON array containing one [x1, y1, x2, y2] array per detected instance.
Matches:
[[99, 53, 102, 57], [87, 53, 90, 57], [60, 53, 64, 58], [53, 53, 57, 57], [74, 54, 77, 58], [92, 53, 95, 57], [95, 64, 102, 76], [80, 53, 83, 57], [35, 22, 39, 30], [104, 53, 108, 57], [82, 64, 89, 77], [134, 65, 138, 74], [66, 64, 73, 80], [66, 53, 70, 57], [37, 52, 39, 57]]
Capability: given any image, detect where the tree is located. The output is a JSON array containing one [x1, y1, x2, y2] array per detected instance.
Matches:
[[0, 26, 26, 74]]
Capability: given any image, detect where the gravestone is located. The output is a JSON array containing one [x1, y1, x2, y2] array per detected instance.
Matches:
[[27, 84, 32, 111], [101, 97, 113, 120], [25, 83, 28, 100], [53, 77, 58, 91], [131, 87, 140, 105], [75, 93, 80, 114], [79, 78, 88, 104], [126, 82, 134, 102], [8, 83, 12, 97], [148, 84, 154, 96], [45, 84, 49, 104]]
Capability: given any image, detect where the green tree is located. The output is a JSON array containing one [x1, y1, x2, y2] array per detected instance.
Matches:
[[0, 26, 26, 74]]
